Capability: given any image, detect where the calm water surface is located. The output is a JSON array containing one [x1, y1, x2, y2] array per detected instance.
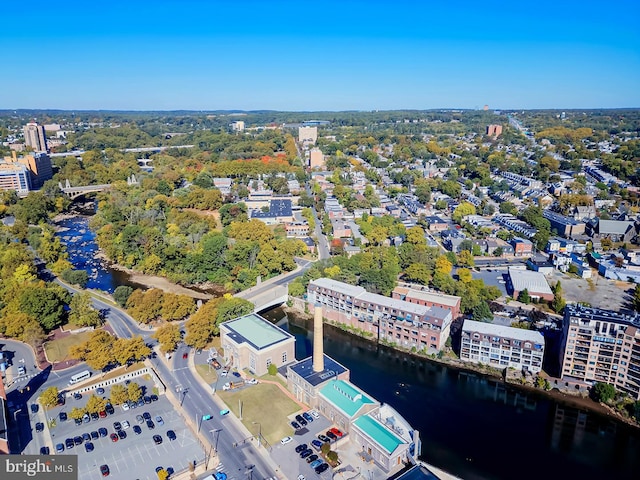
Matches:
[[262, 307, 639, 480]]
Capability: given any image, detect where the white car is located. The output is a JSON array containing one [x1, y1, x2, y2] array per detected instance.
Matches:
[[121, 402, 130, 411], [222, 383, 231, 391], [220, 370, 228, 377], [121, 421, 130, 430], [246, 378, 258, 385], [280, 436, 293, 445], [309, 409, 320, 419]]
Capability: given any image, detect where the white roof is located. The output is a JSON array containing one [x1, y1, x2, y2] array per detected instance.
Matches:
[[508, 267, 553, 296], [462, 320, 545, 344], [310, 278, 366, 298]]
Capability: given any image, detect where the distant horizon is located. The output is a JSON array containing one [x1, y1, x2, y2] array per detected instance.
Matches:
[[3, 1, 639, 111]]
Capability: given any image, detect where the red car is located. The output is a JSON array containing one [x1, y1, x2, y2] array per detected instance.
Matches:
[[330, 427, 343, 438], [100, 464, 110, 477], [110, 433, 118, 442], [182, 353, 188, 359]]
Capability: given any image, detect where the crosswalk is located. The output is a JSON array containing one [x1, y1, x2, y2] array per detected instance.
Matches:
[[215, 462, 276, 480]]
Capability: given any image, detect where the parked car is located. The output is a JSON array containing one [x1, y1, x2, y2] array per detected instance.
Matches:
[[91, 431, 99, 440], [309, 409, 320, 419], [330, 427, 343, 438], [146, 420, 155, 430], [325, 431, 337, 441], [143, 396, 151, 404], [85, 442, 94, 452], [311, 439, 323, 450], [306, 454, 319, 464], [40, 446, 50, 455], [98, 428, 108, 437], [246, 378, 258, 385], [73, 436, 83, 446], [310, 459, 323, 469], [317, 434, 330, 443], [133, 425, 142, 435], [100, 464, 109, 477], [167, 430, 176, 441], [110, 433, 118, 442], [117, 430, 126, 440], [295, 414, 307, 426], [290, 421, 301, 430], [143, 412, 151, 421], [315, 463, 329, 474], [121, 402, 130, 411], [113, 422, 122, 431], [82, 432, 91, 442], [150, 394, 158, 402], [220, 370, 228, 377], [232, 371, 241, 378], [74, 417, 82, 426], [91, 412, 99, 421], [295, 444, 308, 453], [74, 393, 82, 400], [300, 449, 313, 459], [105, 403, 114, 415], [122, 421, 130, 430], [59, 412, 67, 422], [30, 403, 39, 413], [99, 410, 107, 419], [82, 413, 90, 423], [96, 388, 105, 395], [153, 434, 163, 445], [35, 422, 44, 432], [280, 436, 293, 445], [155, 415, 164, 425], [302, 412, 313, 423], [65, 438, 74, 449], [56, 443, 64, 453]]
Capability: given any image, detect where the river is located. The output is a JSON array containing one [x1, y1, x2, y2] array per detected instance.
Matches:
[[261, 307, 640, 480], [56, 215, 639, 480]]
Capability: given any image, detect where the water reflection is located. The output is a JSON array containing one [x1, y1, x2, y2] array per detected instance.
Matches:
[[262, 307, 640, 480]]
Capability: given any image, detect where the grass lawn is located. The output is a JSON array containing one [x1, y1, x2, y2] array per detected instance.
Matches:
[[195, 363, 218, 385], [44, 331, 94, 363], [218, 383, 299, 446]]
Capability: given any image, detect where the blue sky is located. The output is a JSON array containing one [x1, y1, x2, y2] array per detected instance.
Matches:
[[2, 0, 639, 111]]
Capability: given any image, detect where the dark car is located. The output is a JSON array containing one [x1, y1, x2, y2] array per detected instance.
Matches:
[[325, 431, 337, 441], [96, 387, 105, 395], [40, 446, 50, 455], [74, 417, 82, 426], [133, 425, 142, 435], [56, 443, 64, 453], [82, 432, 91, 442], [105, 404, 114, 415], [113, 422, 122, 431], [295, 414, 307, 426], [290, 421, 300, 430], [74, 392, 82, 400], [136, 398, 145, 407], [143, 412, 151, 421], [91, 431, 99, 440], [73, 436, 83, 446], [232, 371, 241, 378], [144, 396, 151, 404], [98, 427, 108, 437], [30, 403, 39, 414], [302, 412, 313, 423], [295, 443, 308, 453], [146, 419, 155, 430], [311, 439, 323, 449], [117, 430, 127, 440], [306, 454, 319, 464], [315, 463, 329, 474], [153, 434, 163, 445], [91, 412, 99, 421], [59, 412, 68, 422], [100, 464, 110, 477], [300, 448, 313, 459], [317, 434, 330, 443], [150, 394, 158, 402], [65, 438, 74, 449], [85, 442, 94, 452], [167, 430, 176, 441], [110, 433, 118, 442], [35, 422, 44, 432]]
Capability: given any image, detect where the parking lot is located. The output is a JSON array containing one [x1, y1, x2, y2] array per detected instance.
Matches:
[[269, 412, 336, 480], [47, 381, 205, 479]]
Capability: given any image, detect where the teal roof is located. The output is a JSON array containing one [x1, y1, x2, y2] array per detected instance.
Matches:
[[223, 313, 293, 350], [354, 415, 404, 454], [319, 379, 376, 417]]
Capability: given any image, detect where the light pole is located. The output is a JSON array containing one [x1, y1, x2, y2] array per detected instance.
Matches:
[[252, 421, 261, 447], [209, 428, 222, 454]]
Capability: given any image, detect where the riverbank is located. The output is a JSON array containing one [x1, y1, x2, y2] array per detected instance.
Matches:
[[281, 305, 640, 431]]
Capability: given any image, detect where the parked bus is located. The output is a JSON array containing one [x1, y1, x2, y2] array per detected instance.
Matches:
[[68, 370, 91, 385]]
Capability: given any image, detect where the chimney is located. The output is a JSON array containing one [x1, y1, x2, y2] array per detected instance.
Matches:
[[313, 305, 324, 373]]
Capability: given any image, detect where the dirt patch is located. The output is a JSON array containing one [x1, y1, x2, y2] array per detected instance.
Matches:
[[126, 272, 215, 300]]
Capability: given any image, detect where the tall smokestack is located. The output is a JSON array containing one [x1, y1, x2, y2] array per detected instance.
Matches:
[[313, 305, 324, 372]]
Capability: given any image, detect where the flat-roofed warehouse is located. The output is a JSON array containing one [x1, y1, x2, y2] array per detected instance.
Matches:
[[506, 266, 554, 302]]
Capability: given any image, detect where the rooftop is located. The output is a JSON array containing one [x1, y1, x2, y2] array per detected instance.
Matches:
[[319, 379, 377, 418], [310, 278, 367, 298], [508, 267, 553, 295], [288, 354, 349, 387], [354, 414, 405, 454], [462, 319, 545, 344], [250, 199, 293, 218], [221, 313, 294, 350]]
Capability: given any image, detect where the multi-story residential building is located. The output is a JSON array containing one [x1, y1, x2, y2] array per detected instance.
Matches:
[[486, 124, 503, 137], [285, 222, 310, 237], [511, 237, 534, 257], [392, 283, 461, 320], [460, 320, 545, 373], [561, 304, 640, 400], [2, 151, 53, 190], [308, 278, 453, 352], [309, 147, 325, 169], [495, 214, 537, 238], [298, 126, 318, 144], [0, 162, 31, 195], [23, 122, 48, 152]]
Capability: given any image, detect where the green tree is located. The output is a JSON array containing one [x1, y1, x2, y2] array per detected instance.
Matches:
[[85, 395, 107, 414], [61, 269, 89, 287], [518, 289, 531, 304], [113, 285, 133, 307], [633, 285, 640, 313], [215, 297, 254, 326], [551, 281, 566, 314], [69, 406, 86, 421], [472, 302, 493, 322], [68, 292, 103, 327], [19, 284, 68, 331], [268, 363, 277, 375], [127, 382, 142, 402], [590, 382, 616, 403], [452, 201, 476, 223]]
